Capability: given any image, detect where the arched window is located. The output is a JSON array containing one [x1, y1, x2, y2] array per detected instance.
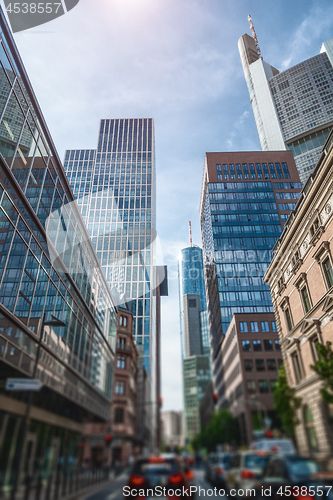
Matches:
[[304, 405, 318, 453]]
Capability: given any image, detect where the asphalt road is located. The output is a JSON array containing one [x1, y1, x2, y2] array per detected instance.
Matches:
[[84, 468, 226, 500]]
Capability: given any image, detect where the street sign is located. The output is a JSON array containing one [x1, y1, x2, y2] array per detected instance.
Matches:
[[5, 378, 43, 391]]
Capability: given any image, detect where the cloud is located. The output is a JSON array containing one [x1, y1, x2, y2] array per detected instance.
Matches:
[[280, 3, 333, 70]]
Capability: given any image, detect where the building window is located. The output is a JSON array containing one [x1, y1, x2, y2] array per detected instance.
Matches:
[[271, 321, 278, 332], [309, 335, 320, 362], [284, 306, 293, 331], [246, 380, 256, 394], [253, 340, 262, 352], [323, 257, 333, 288], [270, 380, 277, 391], [242, 340, 251, 352], [114, 407, 124, 423], [117, 356, 126, 369], [189, 299, 197, 307], [300, 285, 312, 313], [117, 337, 126, 349], [291, 351, 303, 383], [264, 339, 273, 351], [304, 406, 318, 453], [256, 359, 265, 371], [250, 321, 259, 333], [261, 321, 270, 332], [244, 359, 254, 371], [239, 321, 248, 333], [259, 380, 269, 393], [267, 359, 277, 371], [119, 315, 127, 327], [274, 340, 281, 351], [115, 381, 125, 395]]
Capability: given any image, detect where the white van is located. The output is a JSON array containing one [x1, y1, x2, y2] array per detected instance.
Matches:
[[250, 439, 296, 455]]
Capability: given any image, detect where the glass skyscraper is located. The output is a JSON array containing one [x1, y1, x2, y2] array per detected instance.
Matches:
[[64, 119, 157, 377], [178, 245, 211, 439], [238, 31, 333, 184], [0, 8, 116, 496], [200, 151, 302, 360]]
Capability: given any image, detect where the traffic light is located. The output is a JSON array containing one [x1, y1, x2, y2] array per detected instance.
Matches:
[[213, 393, 218, 405], [158, 397, 163, 409], [105, 434, 112, 446]]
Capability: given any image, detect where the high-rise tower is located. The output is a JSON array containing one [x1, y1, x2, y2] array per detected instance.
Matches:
[[178, 240, 211, 439], [239, 19, 333, 184], [64, 119, 163, 449], [200, 151, 302, 373]]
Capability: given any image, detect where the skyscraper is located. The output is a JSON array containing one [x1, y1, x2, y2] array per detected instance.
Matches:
[[199, 151, 302, 369], [239, 22, 333, 184], [64, 119, 163, 449], [178, 244, 211, 439], [64, 119, 156, 375]]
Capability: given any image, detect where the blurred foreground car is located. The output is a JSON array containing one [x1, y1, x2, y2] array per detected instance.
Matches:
[[255, 455, 333, 500], [250, 438, 296, 455], [204, 453, 218, 484], [126, 456, 195, 499], [226, 451, 271, 494], [212, 453, 233, 489]]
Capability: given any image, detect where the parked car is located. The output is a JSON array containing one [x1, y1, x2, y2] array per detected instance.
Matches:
[[212, 453, 233, 489], [125, 455, 195, 499], [204, 453, 219, 484], [226, 451, 271, 494], [255, 455, 333, 500], [250, 438, 296, 455]]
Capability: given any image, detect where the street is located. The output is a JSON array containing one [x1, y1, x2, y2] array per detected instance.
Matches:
[[84, 468, 226, 500]]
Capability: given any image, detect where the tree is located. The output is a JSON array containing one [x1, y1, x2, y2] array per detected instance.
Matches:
[[311, 341, 333, 404], [191, 410, 239, 451], [273, 364, 302, 437]]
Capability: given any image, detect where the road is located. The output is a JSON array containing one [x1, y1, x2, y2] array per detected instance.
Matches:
[[85, 468, 226, 500]]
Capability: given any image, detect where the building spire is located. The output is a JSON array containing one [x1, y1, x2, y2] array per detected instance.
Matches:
[[189, 221, 192, 247], [248, 14, 263, 60]]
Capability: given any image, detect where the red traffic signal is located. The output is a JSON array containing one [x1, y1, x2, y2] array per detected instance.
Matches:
[[105, 434, 112, 445], [213, 393, 218, 403], [158, 397, 163, 409]]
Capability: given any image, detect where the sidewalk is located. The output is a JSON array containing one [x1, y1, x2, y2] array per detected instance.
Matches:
[[68, 471, 128, 500]]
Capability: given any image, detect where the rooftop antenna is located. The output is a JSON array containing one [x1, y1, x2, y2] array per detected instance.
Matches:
[[189, 221, 192, 247], [248, 14, 263, 60]]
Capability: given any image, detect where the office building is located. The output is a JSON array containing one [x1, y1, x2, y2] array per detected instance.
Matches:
[[239, 25, 333, 184], [0, 8, 116, 497], [215, 313, 282, 445], [83, 306, 138, 467], [178, 245, 211, 439], [199, 151, 301, 379], [64, 119, 165, 451], [264, 131, 333, 462], [161, 410, 184, 450]]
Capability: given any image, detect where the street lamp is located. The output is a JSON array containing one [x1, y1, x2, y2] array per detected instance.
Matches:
[[11, 313, 66, 500]]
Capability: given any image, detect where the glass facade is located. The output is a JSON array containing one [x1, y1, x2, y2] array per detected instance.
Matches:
[[63, 119, 156, 377], [0, 8, 117, 495], [178, 246, 210, 356], [200, 152, 302, 359]]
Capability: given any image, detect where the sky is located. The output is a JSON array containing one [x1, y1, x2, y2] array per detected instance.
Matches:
[[4, 0, 333, 410]]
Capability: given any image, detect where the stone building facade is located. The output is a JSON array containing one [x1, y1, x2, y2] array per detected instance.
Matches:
[[264, 131, 333, 463]]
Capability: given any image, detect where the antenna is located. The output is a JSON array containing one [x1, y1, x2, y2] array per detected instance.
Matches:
[[248, 14, 263, 60], [189, 221, 192, 247]]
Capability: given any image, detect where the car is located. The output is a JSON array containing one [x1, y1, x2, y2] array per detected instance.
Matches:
[[226, 451, 271, 494], [204, 453, 219, 484], [250, 438, 296, 455], [255, 455, 333, 500], [125, 456, 195, 500], [211, 453, 233, 489]]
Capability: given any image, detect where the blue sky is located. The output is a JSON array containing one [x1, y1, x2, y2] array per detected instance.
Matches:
[[7, 0, 333, 410]]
